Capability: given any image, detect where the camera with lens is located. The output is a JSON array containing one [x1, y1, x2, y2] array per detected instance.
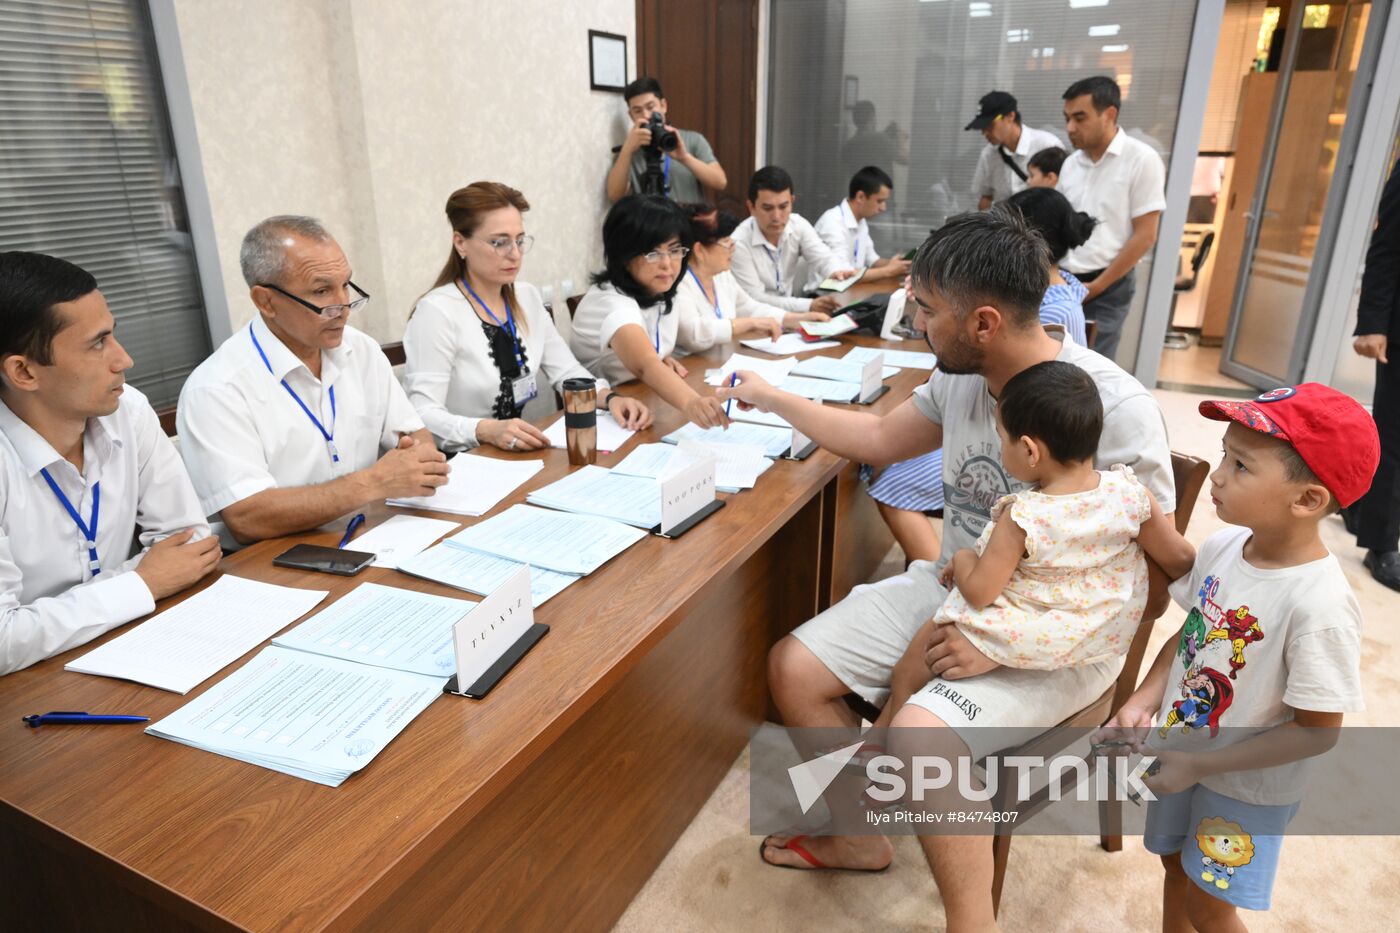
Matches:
[[645, 111, 679, 153]]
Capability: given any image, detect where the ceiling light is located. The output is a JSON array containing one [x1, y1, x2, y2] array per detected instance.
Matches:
[[1069, 0, 1110, 8]]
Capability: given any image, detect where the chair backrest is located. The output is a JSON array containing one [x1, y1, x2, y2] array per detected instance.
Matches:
[[380, 341, 406, 367], [1191, 230, 1216, 275], [1085, 319, 1100, 349], [1110, 451, 1210, 713], [565, 295, 583, 319]]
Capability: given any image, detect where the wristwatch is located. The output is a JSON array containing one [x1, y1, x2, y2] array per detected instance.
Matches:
[[602, 391, 620, 409]]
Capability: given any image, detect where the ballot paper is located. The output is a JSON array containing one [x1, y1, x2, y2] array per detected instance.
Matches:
[[790, 355, 899, 383], [388, 454, 542, 517], [348, 515, 460, 569], [843, 345, 936, 370], [146, 645, 443, 787], [441, 504, 645, 576], [740, 333, 840, 356], [64, 576, 329, 694], [526, 465, 662, 528], [542, 411, 635, 453], [663, 421, 793, 459], [728, 407, 793, 430], [272, 583, 473, 677], [398, 544, 576, 607], [703, 352, 799, 387], [799, 314, 859, 338], [817, 269, 864, 292], [615, 442, 771, 492], [778, 375, 862, 403]]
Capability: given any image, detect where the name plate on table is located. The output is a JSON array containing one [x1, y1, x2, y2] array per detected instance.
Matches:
[[657, 455, 723, 538], [786, 427, 818, 460], [444, 563, 548, 699], [857, 352, 889, 405]]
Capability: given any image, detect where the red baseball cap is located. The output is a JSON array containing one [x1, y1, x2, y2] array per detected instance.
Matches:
[[1199, 384, 1379, 508]]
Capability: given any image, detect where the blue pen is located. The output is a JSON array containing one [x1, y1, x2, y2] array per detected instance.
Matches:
[[338, 513, 366, 549], [725, 372, 737, 418], [23, 711, 149, 727]]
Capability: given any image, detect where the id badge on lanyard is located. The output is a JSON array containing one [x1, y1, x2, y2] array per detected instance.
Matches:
[[511, 371, 539, 408]]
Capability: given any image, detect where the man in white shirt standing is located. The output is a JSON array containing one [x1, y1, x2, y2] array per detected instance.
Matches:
[[0, 251, 219, 675], [178, 216, 450, 547], [812, 166, 913, 290], [731, 166, 857, 316], [966, 91, 1063, 211], [1057, 75, 1166, 363]]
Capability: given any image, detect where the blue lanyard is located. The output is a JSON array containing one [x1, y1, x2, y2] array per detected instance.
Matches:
[[844, 201, 860, 264], [652, 310, 662, 353], [764, 244, 783, 290], [664, 154, 670, 189], [40, 469, 101, 577], [461, 278, 525, 367], [249, 326, 339, 463], [688, 268, 723, 319]]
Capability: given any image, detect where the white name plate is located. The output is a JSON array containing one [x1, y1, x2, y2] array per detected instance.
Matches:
[[859, 352, 885, 403], [660, 456, 717, 536], [451, 563, 533, 691]]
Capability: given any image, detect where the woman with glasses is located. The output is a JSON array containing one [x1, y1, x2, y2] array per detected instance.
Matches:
[[674, 205, 832, 353], [404, 181, 651, 452], [569, 195, 728, 428]]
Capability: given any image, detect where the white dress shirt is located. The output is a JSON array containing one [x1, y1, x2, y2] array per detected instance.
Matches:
[[0, 386, 210, 675], [568, 283, 680, 386], [813, 200, 879, 279], [404, 282, 604, 451], [970, 124, 1063, 203], [177, 314, 423, 525], [673, 268, 786, 352], [730, 214, 843, 313], [1058, 128, 1167, 274]]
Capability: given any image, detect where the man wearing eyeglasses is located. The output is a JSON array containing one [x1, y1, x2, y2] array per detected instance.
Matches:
[[177, 215, 449, 548]]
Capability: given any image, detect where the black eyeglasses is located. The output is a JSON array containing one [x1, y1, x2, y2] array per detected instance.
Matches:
[[258, 280, 370, 319]]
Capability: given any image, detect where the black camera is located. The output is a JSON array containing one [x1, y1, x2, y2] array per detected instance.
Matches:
[[645, 111, 679, 153]]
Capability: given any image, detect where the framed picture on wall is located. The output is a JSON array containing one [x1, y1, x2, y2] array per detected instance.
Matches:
[[589, 30, 628, 92]]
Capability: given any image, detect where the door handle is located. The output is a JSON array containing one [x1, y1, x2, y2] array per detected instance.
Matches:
[[1243, 210, 1281, 220]]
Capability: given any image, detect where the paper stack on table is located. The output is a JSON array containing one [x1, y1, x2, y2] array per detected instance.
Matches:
[[437, 504, 646, 576], [146, 645, 443, 787], [740, 332, 840, 356], [388, 454, 543, 517], [271, 582, 473, 677], [542, 411, 635, 453], [778, 375, 862, 403], [347, 515, 460, 569], [398, 541, 577, 607], [613, 441, 771, 493], [728, 407, 793, 430], [791, 355, 899, 383], [844, 345, 936, 370], [799, 314, 859, 338], [64, 576, 329, 694], [526, 464, 662, 528], [663, 421, 793, 459], [704, 352, 799, 386]]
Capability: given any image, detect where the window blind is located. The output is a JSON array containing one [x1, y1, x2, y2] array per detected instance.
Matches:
[[0, 0, 210, 407]]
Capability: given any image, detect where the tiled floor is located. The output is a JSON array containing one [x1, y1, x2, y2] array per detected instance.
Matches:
[[1156, 341, 1253, 395]]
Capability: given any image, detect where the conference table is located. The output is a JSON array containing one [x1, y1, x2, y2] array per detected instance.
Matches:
[[0, 316, 933, 931]]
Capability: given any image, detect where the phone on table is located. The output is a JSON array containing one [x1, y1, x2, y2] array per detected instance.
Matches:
[[273, 544, 376, 576]]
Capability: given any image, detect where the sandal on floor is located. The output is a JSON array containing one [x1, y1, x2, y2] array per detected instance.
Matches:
[[758, 835, 892, 874]]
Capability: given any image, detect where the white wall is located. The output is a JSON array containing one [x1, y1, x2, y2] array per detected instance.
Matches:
[[169, 0, 635, 342]]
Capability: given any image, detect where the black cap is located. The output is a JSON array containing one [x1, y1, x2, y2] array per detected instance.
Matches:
[[964, 91, 1018, 130]]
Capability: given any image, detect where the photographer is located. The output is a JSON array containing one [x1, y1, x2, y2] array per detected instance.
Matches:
[[606, 77, 727, 203]]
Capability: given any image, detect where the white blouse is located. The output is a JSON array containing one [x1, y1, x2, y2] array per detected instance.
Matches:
[[568, 282, 679, 386], [673, 268, 787, 352], [403, 281, 603, 451]]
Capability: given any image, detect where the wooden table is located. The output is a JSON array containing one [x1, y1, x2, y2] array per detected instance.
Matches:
[[0, 331, 929, 933]]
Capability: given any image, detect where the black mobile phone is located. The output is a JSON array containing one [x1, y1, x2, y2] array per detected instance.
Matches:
[[901, 248, 918, 260], [273, 543, 376, 576]]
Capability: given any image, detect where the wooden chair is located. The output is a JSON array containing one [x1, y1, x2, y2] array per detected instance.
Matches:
[[840, 452, 1211, 915], [565, 295, 583, 319], [380, 341, 406, 367], [1085, 319, 1100, 349]]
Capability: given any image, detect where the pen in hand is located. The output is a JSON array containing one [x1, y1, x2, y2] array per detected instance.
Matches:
[[725, 372, 737, 418]]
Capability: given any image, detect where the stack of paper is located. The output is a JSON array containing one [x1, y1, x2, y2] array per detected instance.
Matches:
[[664, 422, 793, 459], [438, 504, 646, 576], [704, 352, 799, 387], [526, 465, 662, 528], [272, 583, 473, 677], [614, 441, 771, 493], [146, 645, 443, 787], [728, 407, 793, 430], [844, 345, 936, 370], [542, 411, 635, 453], [740, 333, 839, 356], [346, 515, 460, 569], [65, 576, 329, 693], [799, 314, 859, 338], [388, 454, 543, 517], [779, 375, 861, 403], [398, 544, 576, 607], [791, 355, 899, 383]]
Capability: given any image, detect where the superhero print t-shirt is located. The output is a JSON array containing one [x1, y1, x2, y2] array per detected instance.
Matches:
[[1154, 526, 1364, 804]]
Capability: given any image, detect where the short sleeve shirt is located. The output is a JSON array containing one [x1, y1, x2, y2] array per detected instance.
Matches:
[[626, 129, 716, 203]]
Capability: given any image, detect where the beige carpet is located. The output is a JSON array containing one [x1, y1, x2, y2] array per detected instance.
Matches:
[[614, 388, 1400, 932]]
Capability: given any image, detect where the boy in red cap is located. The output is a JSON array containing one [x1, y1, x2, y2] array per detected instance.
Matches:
[[1098, 383, 1378, 928]]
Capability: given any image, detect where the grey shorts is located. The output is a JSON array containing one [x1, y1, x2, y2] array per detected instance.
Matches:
[[791, 561, 1125, 760]]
